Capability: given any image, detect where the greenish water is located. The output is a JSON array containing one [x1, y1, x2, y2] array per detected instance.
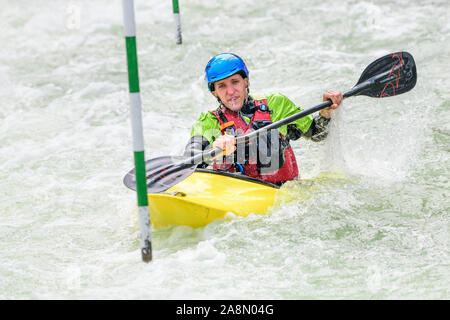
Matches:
[[0, 0, 448, 299]]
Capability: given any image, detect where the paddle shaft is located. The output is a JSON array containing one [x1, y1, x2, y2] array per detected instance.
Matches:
[[238, 67, 396, 143], [186, 67, 397, 165], [179, 99, 335, 167]]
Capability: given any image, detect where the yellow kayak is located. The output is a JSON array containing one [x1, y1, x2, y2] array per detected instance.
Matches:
[[124, 164, 344, 228], [141, 169, 348, 228], [124, 165, 335, 229], [147, 169, 280, 228]]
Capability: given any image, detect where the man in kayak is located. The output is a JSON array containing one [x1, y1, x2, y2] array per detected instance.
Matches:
[[184, 53, 343, 185]]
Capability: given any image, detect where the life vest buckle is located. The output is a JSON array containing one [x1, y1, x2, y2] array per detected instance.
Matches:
[[254, 99, 270, 112], [219, 121, 235, 132]]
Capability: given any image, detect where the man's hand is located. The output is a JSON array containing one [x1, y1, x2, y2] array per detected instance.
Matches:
[[320, 90, 343, 119], [212, 134, 236, 158]]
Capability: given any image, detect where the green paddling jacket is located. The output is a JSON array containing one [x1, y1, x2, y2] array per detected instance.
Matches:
[[184, 93, 330, 168]]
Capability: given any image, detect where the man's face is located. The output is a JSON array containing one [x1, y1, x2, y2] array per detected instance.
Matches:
[[212, 73, 248, 112]]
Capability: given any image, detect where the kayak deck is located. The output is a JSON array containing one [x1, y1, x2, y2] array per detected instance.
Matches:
[[148, 169, 280, 228]]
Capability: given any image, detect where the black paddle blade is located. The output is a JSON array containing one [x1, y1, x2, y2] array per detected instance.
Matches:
[[355, 51, 417, 98], [123, 156, 198, 194]]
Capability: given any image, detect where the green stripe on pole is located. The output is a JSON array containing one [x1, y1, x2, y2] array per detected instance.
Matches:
[[134, 151, 148, 206], [172, 0, 180, 14], [125, 36, 140, 93]]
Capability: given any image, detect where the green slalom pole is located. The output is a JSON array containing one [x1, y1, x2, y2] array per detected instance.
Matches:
[[172, 0, 182, 44], [122, 0, 152, 262]]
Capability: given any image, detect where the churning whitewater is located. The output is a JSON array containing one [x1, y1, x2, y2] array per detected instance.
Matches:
[[0, 0, 448, 299]]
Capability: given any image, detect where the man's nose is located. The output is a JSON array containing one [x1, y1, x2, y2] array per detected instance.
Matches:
[[226, 85, 235, 95]]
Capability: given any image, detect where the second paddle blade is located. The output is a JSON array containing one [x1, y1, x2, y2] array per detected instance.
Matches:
[[123, 156, 198, 193]]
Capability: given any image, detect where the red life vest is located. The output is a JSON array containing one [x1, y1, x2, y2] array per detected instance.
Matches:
[[211, 99, 299, 184]]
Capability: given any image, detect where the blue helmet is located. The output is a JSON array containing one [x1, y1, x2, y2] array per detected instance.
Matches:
[[205, 53, 249, 91]]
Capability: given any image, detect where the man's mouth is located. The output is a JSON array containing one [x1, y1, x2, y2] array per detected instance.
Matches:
[[229, 96, 240, 103]]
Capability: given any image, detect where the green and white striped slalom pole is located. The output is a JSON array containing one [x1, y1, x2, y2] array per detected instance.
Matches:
[[122, 0, 152, 262], [172, 0, 182, 44]]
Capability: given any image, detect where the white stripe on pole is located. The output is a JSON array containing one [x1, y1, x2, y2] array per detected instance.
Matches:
[[174, 13, 182, 45], [122, 0, 136, 37], [130, 92, 145, 152], [138, 206, 151, 248]]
